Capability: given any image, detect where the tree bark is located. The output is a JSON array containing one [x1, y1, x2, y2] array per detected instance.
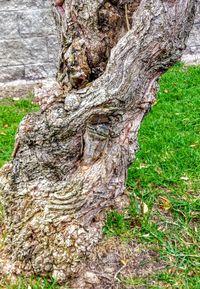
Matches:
[[0, 0, 197, 283]]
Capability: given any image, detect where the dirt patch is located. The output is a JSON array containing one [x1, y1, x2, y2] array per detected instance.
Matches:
[[0, 231, 166, 288], [69, 237, 166, 289]]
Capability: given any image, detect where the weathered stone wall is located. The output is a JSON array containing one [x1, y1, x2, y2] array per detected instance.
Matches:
[[0, 0, 199, 86], [0, 0, 59, 83], [182, 5, 200, 64]]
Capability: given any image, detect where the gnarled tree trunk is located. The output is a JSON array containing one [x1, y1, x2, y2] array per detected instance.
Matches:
[[0, 0, 197, 284]]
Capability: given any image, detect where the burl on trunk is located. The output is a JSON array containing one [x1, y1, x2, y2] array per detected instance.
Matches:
[[0, 0, 197, 283]]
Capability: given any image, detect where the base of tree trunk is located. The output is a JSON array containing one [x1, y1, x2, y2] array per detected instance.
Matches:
[[0, 227, 166, 289], [0, 184, 129, 283]]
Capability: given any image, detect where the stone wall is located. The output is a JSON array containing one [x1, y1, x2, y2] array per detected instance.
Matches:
[[0, 1, 199, 86], [0, 0, 59, 84], [182, 6, 200, 64]]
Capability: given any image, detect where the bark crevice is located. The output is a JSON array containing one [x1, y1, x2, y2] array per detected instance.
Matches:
[[54, 0, 141, 89]]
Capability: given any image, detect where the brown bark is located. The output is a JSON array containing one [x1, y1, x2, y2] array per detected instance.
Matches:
[[0, 0, 197, 284]]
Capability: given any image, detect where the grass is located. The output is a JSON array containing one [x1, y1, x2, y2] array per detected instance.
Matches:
[[104, 63, 200, 288], [0, 276, 62, 289], [0, 63, 199, 288], [0, 97, 39, 167]]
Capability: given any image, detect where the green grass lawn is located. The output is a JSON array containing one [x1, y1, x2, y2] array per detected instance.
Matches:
[[104, 63, 200, 288], [0, 97, 39, 168], [0, 63, 199, 288]]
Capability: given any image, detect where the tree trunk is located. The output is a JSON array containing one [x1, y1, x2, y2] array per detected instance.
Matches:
[[0, 0, 197, 283]]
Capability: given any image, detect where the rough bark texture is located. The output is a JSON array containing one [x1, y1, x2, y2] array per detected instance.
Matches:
[[0, 0, 197, 284]]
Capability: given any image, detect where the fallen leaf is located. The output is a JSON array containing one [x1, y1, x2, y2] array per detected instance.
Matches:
[[190, 144, 198, 148], [152, 100, 158, 106], [139, 163, 148, 169], [188, 271, 196, 277], [168, 267, 176, 273], [121, 259, 128, 266], [142, 202, 149, 214], [180, 176, 189, 181], [160, 196, 172, 210]]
